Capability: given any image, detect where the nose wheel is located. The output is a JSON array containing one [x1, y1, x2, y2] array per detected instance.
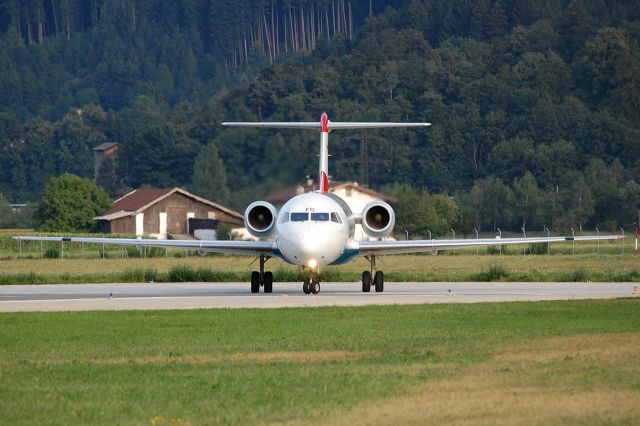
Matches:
[[250, 255, 273, 293], [362, 255, 384, 292], [302, 268, 320, 294]]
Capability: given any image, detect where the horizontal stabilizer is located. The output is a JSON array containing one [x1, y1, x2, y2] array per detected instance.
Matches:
[[222, 121, 431, 130]]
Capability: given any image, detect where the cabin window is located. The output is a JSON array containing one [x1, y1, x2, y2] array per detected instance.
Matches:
[[280, 213, 289, 223], [311, 212, 330, 221], [291, 212, 309, 222], [330, 212, 342, 223]]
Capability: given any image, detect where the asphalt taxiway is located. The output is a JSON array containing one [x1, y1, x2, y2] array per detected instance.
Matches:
[[0, 282, 637, 312]]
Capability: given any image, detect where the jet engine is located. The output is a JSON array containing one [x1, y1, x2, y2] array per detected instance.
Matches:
[[361, 201, 395, 238], [244, 201, 277, 238]]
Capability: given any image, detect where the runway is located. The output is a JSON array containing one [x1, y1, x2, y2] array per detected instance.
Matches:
[[0, 282, 637, 312]]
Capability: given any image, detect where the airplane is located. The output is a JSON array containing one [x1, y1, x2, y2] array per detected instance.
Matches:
[[16, 113, 622, 295]]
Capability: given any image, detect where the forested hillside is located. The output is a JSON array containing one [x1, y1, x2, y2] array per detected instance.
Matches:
[[0, 0, 639, 233]]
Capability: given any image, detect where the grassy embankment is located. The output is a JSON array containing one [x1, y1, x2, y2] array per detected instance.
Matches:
[[1, 252, 640, 284], [0, 300, 638, 425], [1, 231, 638, 283]]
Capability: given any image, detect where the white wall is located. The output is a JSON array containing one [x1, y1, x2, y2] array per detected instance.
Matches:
[[158, 212, 167, 239], [135, 213, 144, 236]]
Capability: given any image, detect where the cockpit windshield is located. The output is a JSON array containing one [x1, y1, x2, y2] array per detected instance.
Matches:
[[291, 212, 309, 222], [289, 212, 340, 223], [310, 212, 330, 221]]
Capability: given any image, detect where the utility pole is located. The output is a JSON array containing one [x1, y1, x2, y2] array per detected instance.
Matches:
[[360, 130, 368, 187]]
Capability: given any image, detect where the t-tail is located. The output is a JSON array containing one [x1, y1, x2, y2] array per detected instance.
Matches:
[[222, 113, 431, 192]]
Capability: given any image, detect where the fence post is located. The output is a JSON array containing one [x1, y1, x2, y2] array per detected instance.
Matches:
[[544, 225, 550, 255], [451, 229, 455, 255], [621, 227, 625, 254], [596, 227, 600, 254], [474, 228, 479, 255]]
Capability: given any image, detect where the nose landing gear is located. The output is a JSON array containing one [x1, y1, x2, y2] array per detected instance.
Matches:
[[362, 255, 384, 293], [302, 267, 320, 294], [250, 255, 273, 293]]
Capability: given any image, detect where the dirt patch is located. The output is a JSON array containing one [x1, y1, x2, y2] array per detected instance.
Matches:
[[303, 381, 639, 426], [495, 332, 640, 364], [295, 333, 640, 426], [24, 350, 373, 367]]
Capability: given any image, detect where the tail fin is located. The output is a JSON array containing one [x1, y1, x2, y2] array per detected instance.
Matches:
[[223, 113, 430, 192]]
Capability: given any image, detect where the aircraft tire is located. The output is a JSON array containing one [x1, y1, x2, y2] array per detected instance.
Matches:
[[251, 271, 260, 293], [264, 271, 273, 293], [310, 280, 320, 294], [374, 271, 384, 293], [303, 280, 311, 294], [362, 271, 371, 292]]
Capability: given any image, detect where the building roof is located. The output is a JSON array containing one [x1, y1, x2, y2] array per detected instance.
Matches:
[[92, 142, 119, 151], [264, 182, 315, 204], [331, 182, 397, 203], [104, 188, 172, 215], [94, 210, 133, 221], [264, 181, 396, 204], [97, 187, 243, 222]]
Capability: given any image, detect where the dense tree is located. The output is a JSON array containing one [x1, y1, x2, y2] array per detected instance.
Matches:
[[512, 172, 543, 230], [190, 142, 230, 205], [1, 0, 640, 232], [467, 176, 513, 232], [393, 185, 460, 237], [37, 173, 112, 232], [96, 156, 121, 198]]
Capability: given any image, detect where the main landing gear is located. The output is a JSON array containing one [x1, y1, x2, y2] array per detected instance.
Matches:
[[362, 255, 384, 293], [251, 255, 273, 293], [302, 267, 320, 295]]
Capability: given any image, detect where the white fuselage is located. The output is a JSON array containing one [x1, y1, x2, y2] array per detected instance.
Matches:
[[274, 192, 353, 267]]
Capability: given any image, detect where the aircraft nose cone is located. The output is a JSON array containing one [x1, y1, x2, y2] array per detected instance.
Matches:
[[288, 228, 342, 267]]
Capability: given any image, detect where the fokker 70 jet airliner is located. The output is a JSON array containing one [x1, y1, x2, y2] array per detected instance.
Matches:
[[17, 113, 620, 294]]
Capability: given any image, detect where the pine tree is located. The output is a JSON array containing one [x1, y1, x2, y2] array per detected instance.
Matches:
[[191, 142, 230, 205]]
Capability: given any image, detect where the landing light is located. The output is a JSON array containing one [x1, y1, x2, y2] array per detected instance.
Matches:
[[308, 259, 318, 268]]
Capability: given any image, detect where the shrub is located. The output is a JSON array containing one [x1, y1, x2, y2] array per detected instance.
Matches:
[[125, 246, 142, 258], [567, 268, 588, 282], [168, 265, 198, 282], [119, 268, 158, 283], [472, 264, 508, 281], [195, 267, 215, 282], [486, 244, 509, 255], [44, 248, 60, 258], [529, 243, 549, 255]]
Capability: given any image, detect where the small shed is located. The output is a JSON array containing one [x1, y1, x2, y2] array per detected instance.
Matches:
[[96, 187, 244, 239], [92, 142, 119, 180]]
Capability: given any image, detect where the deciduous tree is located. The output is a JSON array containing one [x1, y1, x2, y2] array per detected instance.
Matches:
[[37, 173, 112, 232]]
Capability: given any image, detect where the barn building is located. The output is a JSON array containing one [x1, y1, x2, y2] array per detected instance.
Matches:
[[95, 187, 244, 239], [265, 180, 396, 240]]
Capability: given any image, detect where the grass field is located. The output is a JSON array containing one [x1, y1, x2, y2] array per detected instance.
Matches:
[[0, 300, 638, 425], [1, 251, 640, 284]]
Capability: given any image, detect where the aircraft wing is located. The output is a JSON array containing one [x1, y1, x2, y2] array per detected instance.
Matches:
[[357, 235, 622, 256], [14, 236, 275, 256]]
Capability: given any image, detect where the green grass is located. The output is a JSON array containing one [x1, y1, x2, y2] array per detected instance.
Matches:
[[0, 300, 639, 425], [2, 253, 640, 284]]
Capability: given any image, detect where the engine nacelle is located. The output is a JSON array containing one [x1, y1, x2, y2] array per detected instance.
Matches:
[[361, 201, 395, 238], [244, 201, 277, 238]]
